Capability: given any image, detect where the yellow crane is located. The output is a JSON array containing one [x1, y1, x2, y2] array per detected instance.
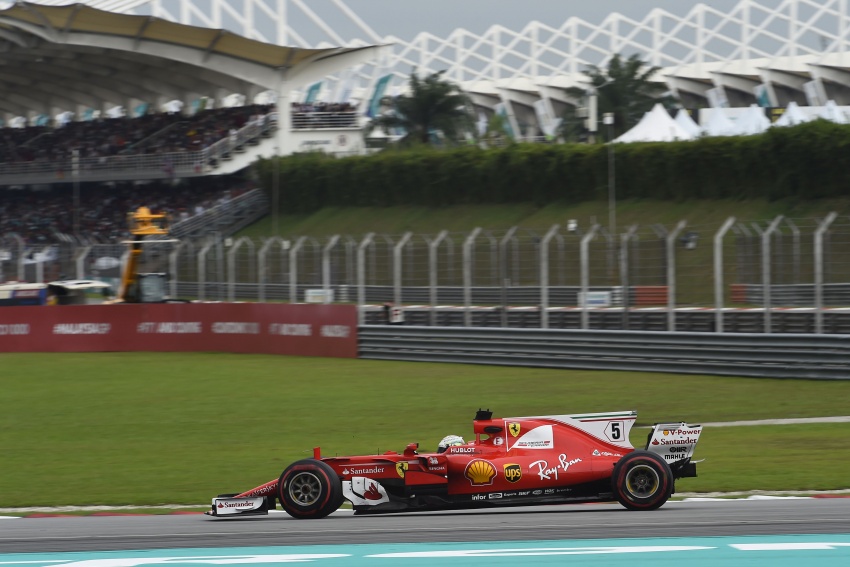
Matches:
[[116, 206, 177, 303]]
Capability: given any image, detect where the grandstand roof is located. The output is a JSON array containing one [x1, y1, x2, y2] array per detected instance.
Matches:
[[0, 1, 379, 116]]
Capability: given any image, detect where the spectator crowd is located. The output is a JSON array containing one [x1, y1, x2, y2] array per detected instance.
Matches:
[[0, 176, 256, 245]]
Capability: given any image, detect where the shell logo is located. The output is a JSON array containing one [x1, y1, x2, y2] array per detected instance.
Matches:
[[464, 459, 496, 486], [663, 430, 671, 436]]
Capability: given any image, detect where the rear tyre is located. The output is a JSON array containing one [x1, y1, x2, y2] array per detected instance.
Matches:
[[278, 459, 343, 519], [612, 450, 674, 511]]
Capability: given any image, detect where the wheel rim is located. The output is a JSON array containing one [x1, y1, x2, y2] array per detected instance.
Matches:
[[288, 471, 322, 506], [625, 464, 660, 499]]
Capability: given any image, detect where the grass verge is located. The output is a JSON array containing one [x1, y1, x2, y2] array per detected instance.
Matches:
[[1, 352, 848, 506]]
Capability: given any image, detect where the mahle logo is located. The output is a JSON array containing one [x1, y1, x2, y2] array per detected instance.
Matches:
[[503, 463, 522, 483], [508, 422, 521, 437]]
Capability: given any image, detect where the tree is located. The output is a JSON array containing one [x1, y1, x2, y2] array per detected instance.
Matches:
[[370, 70, 472, 146], [561, 53, 676, 141]]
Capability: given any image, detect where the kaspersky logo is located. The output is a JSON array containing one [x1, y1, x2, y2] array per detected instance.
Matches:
[[508, 422, 521, 437]]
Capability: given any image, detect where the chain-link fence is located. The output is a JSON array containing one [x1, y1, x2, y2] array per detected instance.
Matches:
[[3, 214, 850, 333]]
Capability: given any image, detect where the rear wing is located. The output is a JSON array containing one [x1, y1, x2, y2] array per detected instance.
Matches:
[[644, 422, 703, 478]]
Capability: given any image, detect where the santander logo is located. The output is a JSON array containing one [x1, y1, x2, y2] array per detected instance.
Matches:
[[218, 500, 255, 509]]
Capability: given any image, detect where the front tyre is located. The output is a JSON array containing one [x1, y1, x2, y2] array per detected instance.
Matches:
[[278, 459, 343, 519], [612, 450, 674, 511]]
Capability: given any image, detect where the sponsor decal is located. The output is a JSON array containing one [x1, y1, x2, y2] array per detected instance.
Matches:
[[428, 466, 447, 473], [53, 323, 110, 335], [217, 500, 256, 509], [532, 490, 543, 496], [471, 494, 486, 501], [652, 439, 660, 445], [657, 438, 700, 446], [488, 493, 503, 500], [269, 323, 312, 336], [0, 324, 29, 335], [342, 466, 385, 476], [503, 464, 522, 483], [592, 449, 623, 457], [449, 447, 477, 454], [211, 322, 260, 334], [137, 322, 202, 334], [529, 453, 582, 481], [320, 325, 350, 338], [428, 457, 439, 465], [364, 482, 383, 501], [517, 491, 531, 496], [464, 459, 497, 486], [511, 425, 553, 450], [508, 422, 521, 437], [544, 489, 555, 495], [493, 437, 503, 446], [396, 462, 408, 478], [669, 446, 689, 453]]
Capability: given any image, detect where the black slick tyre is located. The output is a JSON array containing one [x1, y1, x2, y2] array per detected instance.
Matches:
[[611, 450, 674, 511], [278, 459, 343, 519]]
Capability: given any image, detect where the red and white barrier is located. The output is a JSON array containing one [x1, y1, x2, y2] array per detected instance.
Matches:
[[0, 303, 357, 358]]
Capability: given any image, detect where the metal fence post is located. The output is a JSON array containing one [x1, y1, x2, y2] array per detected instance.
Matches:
[[762, 215, 784, 333], [169, 241, 187, 299], [258, 237, 282, 303], [289, 236, 306, 304], [197, 239, 214, 302], [227, 237, 253, 302], [499, 226, 518, 327], [713, 217, 736, 333], [539, 224, 560, 329], [580, 224, 599, 330], [357, 233, 375, 326], [464, 227, 482, 327], [429, 230, 448, 326], [815, 212, 838, 334], [666, 220, 687, 331], [393, 232, 413, 307], [620, 225, 638, 329], [322, 235, 340, 304]]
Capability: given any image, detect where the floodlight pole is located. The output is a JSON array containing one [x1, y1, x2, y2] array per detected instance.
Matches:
[[604, 112, 616, 240]]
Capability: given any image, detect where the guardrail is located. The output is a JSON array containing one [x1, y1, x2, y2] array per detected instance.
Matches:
[[358, 326, 850, 379]]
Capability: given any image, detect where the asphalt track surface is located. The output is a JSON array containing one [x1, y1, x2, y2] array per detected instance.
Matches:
[[2, 498, 849, 554]]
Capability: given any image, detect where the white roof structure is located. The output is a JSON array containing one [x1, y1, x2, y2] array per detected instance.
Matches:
[[674, 109, 703, 138], [774, 101, 815, 127], [820, 100, 850, 124], [614, 104, 694, 143], [703, 108, 740, 137], [734, 105, 771, 136]]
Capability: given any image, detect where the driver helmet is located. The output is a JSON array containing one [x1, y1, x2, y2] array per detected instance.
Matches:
[[437, 434, 466, 453]]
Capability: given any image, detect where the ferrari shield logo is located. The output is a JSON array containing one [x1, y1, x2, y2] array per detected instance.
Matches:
[[508, 422, 521, 437], [396, 462, 408, 478]]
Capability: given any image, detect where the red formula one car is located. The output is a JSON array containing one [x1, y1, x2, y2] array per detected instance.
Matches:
[[207, 409, 703, 519]]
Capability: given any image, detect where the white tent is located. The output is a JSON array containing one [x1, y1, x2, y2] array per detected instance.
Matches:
[[819, 100, 849, 124], [703, 108, 738, 136], [674, 109, 702, 137], [734, 105, 771, 136], [614, 104, 694, 143], [774, 101, 814, 127]]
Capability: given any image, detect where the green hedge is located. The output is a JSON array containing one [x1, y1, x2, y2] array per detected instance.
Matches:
[[256, 120, 850, 214]]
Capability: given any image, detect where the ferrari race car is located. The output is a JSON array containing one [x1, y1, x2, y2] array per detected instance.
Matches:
[[206, 409, 703, 519]]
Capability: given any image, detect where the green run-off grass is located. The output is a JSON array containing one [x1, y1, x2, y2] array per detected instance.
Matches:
[[1, 352, 848, 506]]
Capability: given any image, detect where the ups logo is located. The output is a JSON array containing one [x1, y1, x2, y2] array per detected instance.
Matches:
[[503, 463, 522, 483]]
